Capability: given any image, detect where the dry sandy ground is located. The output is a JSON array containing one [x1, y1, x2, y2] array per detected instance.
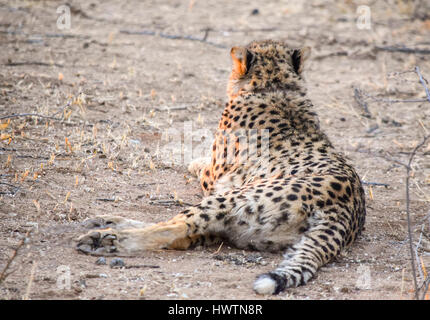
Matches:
[[0, 0, 430, 300]]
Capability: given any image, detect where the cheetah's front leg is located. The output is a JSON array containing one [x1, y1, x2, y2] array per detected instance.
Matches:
[[76, 207, 220, 256], [81, 215, 149, 230]]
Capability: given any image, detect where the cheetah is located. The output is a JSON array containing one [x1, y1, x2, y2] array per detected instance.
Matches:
[[76, 40, 366, 295]]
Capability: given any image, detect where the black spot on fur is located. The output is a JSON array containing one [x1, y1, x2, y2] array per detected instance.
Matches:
[[200, 214, 210, 221], [216, 213, 225, 220], [287, 194, 298, 201], [272, 196, 283, 203], [330, 182, 342, 191]]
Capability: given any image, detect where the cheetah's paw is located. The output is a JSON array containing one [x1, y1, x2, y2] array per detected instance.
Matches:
[[76, 229, 124, 256], [187, 157, 210, 178]]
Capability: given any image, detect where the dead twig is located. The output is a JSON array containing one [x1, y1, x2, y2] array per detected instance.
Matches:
[[0, 30, 90, 40], [0, 182, 20, 196], [314, 51, 349, 61], [415, 66, 430, 103], [0, 231, 30, 285], [149, 199, 193, 207], [361, 181, 389, 187], [366, 66, 430, 299], [51, 100, 72, 118], [22, 261, 37, 300], [124, 264, 160, 269], [0, 113, 62, 121], [361, 93, 427, 104], [405, 135, 430, 299], [96, 198, 117, 202], [421, 276, 430, 300], [218, 27, 278, 33], [375, 46, 430, 55], [353, 87, 372, 118], [119, 29, 227, 49], [5, 61, 64, 68], [357, 134, 430, 300]]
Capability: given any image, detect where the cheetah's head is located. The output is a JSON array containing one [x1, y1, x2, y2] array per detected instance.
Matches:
[[227, 40, 310, 99]]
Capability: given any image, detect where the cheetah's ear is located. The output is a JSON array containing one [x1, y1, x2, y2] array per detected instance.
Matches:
[[230, 47, 254, 77], [291, 46, 311, 74]]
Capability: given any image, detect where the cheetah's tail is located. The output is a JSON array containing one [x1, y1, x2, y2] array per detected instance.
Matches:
[[253, 217, 349, 295], [253, 252, 317, 295]]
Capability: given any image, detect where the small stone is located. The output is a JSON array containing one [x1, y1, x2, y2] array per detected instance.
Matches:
[[129, 139, 141, 145], [251, 8, 259, 15], [99, 273, 108, 278], [110, 258, 125, 268], [95, 257, 106, 265]]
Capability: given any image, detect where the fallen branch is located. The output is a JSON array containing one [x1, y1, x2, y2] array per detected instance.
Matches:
[[314, 51, 348, 61], [124, 264, 160, 269], [361, 181, 389, 187], [375, 46, 430, 55], [149, 199, 193, 207], [0, 182, 20, 196], [0, 231, 30, 285], [119, 29, 227, 49], [0, 29, 90, 40], [5, 61, 64, 68], [15, 154, 50, 160], [96, 198, 116, 202], [359, 89, 428, 104], [0, 113, 62, 121]]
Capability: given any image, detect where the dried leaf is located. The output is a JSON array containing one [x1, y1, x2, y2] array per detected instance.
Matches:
[[0, 133, 11, 140], [33, 200, 40, 212], [0, 120, 10, 130], [21, 170, 29, 182], [64, 191, 71, 203]]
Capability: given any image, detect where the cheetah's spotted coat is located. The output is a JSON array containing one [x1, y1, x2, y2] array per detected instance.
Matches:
[[77, 40, 366, 295]]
